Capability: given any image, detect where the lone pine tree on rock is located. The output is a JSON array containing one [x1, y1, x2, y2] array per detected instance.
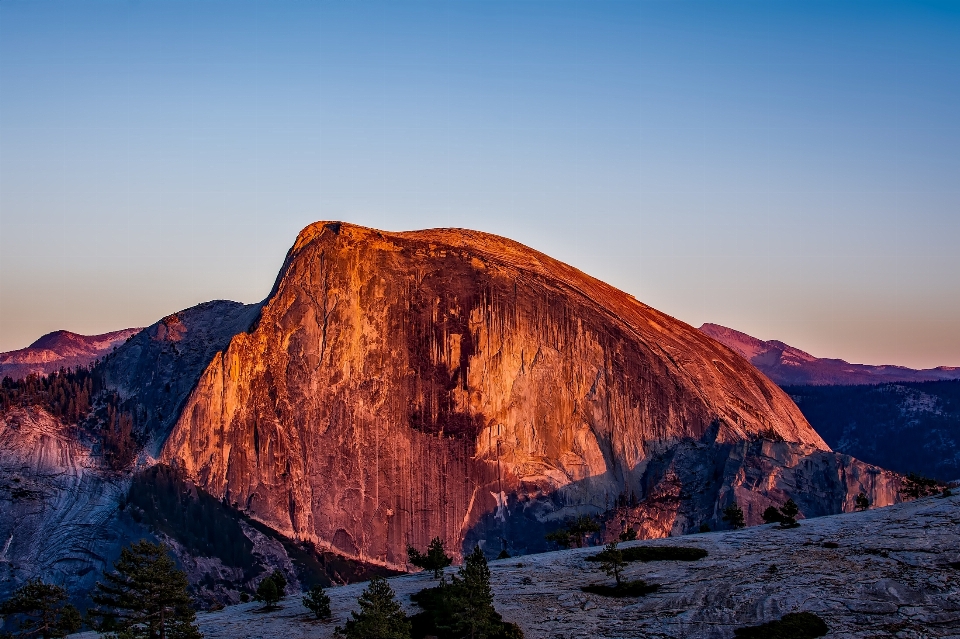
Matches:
[[254, 570, 287, 610], [407, 537, 453, 579], [0, 579, 82, 639], [303, 584, 332, 620], [335, 576, 411, 639], [722, 502, 746, 529], [855, 492, 870, 511], [89, 539, 202, 639], [599, 542, 626, 587]]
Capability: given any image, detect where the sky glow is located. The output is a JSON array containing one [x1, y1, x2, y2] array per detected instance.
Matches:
[[1, 1, 958, 368]]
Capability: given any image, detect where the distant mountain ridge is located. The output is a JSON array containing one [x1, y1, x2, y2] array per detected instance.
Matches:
[[699, 323, 960, 386], [0, 328, 142, 380]]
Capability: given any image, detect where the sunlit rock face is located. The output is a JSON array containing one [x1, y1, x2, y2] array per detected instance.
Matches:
[[162, 222, 887, 568]]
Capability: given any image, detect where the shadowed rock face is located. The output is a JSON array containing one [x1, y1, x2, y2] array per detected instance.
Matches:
[[99, 300, 261, 454], [162, 222, 887, 569]]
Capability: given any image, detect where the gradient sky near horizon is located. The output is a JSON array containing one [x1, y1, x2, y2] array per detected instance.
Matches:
[[1, 1, 958, 368]]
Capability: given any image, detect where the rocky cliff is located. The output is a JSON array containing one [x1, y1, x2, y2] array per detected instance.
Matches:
[[162, 222, 896, 569], [99, 300, 261, 454]]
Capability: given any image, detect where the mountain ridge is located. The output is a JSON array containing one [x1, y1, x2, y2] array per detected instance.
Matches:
[[0, 328, 142, 380], [699, 322, 960, 386]]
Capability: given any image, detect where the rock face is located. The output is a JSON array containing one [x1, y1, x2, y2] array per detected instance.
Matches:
[[699, 322, 960, 386], [162, 222, 894, 569], [0, 328, 141, 380], [787, 381, 960, 482], [0, 407, 141, 601], [99, 300, 261, 454]]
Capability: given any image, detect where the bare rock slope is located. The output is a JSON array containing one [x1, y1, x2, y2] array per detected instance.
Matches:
[[72, 493, 960, 639], [162, 222, 897, 568]]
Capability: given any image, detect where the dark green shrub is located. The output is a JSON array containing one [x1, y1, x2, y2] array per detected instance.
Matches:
[[779, 500, 800, 527], [619, 527, 638, 541], [580, 580, 659, 598], [733, 611, 828, 638], [855, 492, 870, 511], [586, 545, 707, 563], [901, 472, 943, 499]]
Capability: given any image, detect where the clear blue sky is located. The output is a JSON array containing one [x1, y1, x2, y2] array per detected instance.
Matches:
[[1, 1, 958, 368]]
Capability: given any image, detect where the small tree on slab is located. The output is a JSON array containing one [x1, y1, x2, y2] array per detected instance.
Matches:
[[407, 537, 453, 579], [443, 546, 501, 639], [599, 542, 626, 588], [544, 529, 571, 549], [255, 578, 280, 610], [89, 539, 202, 639], [568, 516, 600, 548], [722, 503, 745, 529], [302, 584, 331, 620], [335, 577, 410, 639], [762, 506, 784, 525], [0, 579, 82, 639], [779, 499, 800, 528], [855, 493, 870, 511]]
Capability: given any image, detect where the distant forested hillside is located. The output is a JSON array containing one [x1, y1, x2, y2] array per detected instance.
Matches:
[[785, 380, 960, 481]]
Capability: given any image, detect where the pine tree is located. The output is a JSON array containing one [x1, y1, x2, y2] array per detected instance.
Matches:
[[407, 537, 453, 579], [855, 492, 870, 511], [722, 502, 745, 529], [599, 542, 626, 587], [543, 529, 571, 549], [762, 506, 784, 525], [0, 579, 82, 638], [302, 584, 331, 620], [443, 546, 500, 639], [619, 527, 638, 542], [335, 577, 410, 639], [568, 516, 600, 548], [255, 578, 280, 610], [89, 540, 202, 639], [779, 499, 800, 527]]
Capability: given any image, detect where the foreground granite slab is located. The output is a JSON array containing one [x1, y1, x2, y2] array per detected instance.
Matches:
[[74, 493, 960, 638]]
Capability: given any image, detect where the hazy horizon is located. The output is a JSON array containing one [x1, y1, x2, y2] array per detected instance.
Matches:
[[2, 1, 959, 368]]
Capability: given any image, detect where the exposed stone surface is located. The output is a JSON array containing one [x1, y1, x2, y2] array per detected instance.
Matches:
[[786, 381, 960, 483], [0, 328, 142, 380], [72, 494, 960, 639], [99, 300, 261, 454], [162, 222, 897, 569], [0, 406, 141, 601]]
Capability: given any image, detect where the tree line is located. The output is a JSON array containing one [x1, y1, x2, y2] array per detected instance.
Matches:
[[0, 366, 141, 471]]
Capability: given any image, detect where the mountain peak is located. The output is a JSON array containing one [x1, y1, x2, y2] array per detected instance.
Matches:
[[699, 323, 960, 385]]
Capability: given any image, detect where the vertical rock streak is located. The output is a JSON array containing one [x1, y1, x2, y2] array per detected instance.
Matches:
[[162, 223, 889, 569]]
